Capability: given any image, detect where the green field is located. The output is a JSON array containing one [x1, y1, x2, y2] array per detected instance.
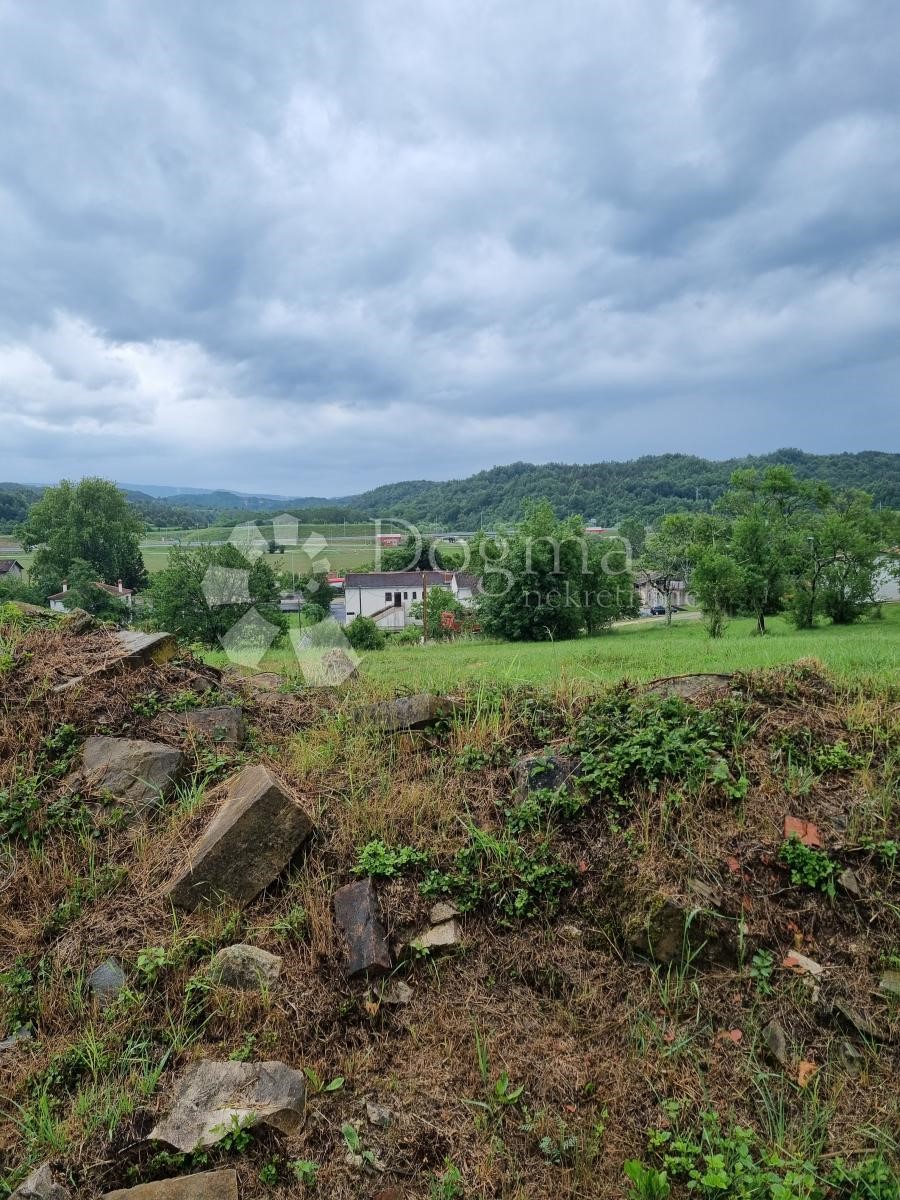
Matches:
[[1, 540, 376, 577], [207, 604, 900, 690]]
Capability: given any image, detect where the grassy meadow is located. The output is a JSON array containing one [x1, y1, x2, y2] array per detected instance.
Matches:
[[208, 604, 900, 690]]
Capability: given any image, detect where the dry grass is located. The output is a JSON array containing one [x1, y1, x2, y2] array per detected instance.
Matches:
[[1, 615, 898, 1198]]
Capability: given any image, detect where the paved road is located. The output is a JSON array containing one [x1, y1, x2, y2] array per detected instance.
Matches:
[[612, 610, 702, 629]]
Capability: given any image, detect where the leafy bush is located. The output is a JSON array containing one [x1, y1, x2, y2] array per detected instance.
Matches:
[[354, 840, 429, 878], [421, 825, 575, 921], [632, 1108, 900, 1200], [345, 616, 385, 651], [574, 694, 745, 801], [778, 837, 838, 898], [505, 786, 586, 834]]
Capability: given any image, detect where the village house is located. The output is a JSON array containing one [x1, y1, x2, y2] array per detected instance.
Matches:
[[343, 571, 479, 630], [0, 559, 24, 578], [48, 579, 137, 613], [633, 570, 691, 610]]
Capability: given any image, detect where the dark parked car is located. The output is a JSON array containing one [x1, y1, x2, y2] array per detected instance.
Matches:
[[649, 605, 680, 615]]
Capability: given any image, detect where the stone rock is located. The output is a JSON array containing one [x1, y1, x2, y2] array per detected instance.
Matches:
[[244, 672, 283, 693], [878, 970, 900, 999], [333, 878, 391, 977], [644, 673, 732, 699], [181, 707, 245, 749], [429, 900, 460, 924], [101, 1171, 238, 1199], [81, 736, 183, 818], [362, 694, 454, 732], [10, 1164, 70, 1199], [831, 999, 887, 1042], [514, 750, 580, 797], [381, 980, 414, 1007], [837, 868, 862, 899], [411, 918, 461, 954], [366, 1101, 393, 1128], [559, 924, 583, 942], [149, 1060, 306, 1152], [89, 959, 126, 1008], [165, 765, 313, 911], [628, 900, 685, 962], [0, 1026, 33, 1053], [688, 878, 724, 909], [837, 1040, 865, 1075], [209, 944, 282, 991], [762, 1018, 790, 1068]]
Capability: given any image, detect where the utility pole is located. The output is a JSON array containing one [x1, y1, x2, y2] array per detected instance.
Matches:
[[421, 569, 428, 642]]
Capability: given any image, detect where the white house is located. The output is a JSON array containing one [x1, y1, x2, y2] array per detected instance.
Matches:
[[48, 579, 137, 612], [343, 571, 479, 630]]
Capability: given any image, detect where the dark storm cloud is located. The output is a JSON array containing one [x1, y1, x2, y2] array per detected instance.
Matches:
[[0, 0, 898, 493]]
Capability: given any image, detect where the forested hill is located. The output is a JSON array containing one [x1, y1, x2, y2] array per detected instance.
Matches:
[[341, 450, 900, 526]]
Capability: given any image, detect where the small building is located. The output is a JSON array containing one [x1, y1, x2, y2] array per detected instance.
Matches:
[[634, 571, 691, 610], [343, 571, 479, 630], [0, 559, 24, 578], [48, 579, 137, 612]]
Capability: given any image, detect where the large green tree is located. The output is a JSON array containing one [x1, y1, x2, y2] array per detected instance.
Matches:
[[475, 500, 634, 641], [378, 534, 464, 572], [148, 544, 286, 646], [22, 478, 147, 598]]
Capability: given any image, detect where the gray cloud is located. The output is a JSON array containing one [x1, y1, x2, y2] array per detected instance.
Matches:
[[0, 0, 898, 494]]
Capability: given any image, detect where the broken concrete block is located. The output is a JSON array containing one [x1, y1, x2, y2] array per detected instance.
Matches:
[[101, 1170, 238, 1199], [333, 878, 391, 977], [149, 1060, 306, 1152], [837, 1040, 865, 1075], [165, 765, 313, 911], [81, 736, 183, 817], [209, 944, 282, 991], [363, 694, 454, 732], [89, 959, 126, 1008], [114, 630, 178, 666], [837, 868, 862, 899], [366, 1101, 393, 1128], [380, 980, 414, 1007], [412, 918, 462, 954], [10, 1164, 70, 1199], [181, 707, 245, 749], [0, 1026, 33, 1053], [429, 900, 460, 925], [762, 1018, 790, 1068], [831, 999, 888, 1042], [644, 674, 732, 699]]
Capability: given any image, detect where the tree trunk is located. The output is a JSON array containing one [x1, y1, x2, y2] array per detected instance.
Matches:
[[757, 610, 766, 635]]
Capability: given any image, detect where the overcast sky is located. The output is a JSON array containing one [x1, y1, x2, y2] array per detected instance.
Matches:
[[1, 1, 898, 496]]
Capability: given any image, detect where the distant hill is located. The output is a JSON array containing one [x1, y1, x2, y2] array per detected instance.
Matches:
[[160, 490, 329, 511], [2, 450, 897, 534], [341, 449, 900, 526]]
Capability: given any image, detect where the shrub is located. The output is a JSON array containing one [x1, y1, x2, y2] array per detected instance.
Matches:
[[345, 616, 385, 651]]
